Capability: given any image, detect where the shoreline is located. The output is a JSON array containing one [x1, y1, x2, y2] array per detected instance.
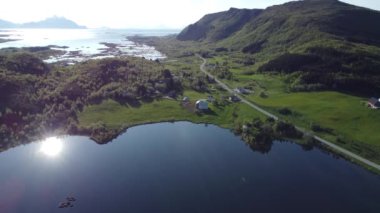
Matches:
[[69, 119, 380, 175]]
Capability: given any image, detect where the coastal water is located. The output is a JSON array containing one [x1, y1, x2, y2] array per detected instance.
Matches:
[[0, 29, 179, 62], [0, 122, 379, 213]]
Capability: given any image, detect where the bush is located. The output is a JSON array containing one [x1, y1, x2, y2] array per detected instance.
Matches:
[[274, 121, 303, 138], [215, 47, 229, 52], [2, 53, 49, 75], [311, 123, 333, 134], [259, 91, 268, 98], [242, 41, 265, 54], [278, 107, 292, 115], [258, 53, 321, 73]]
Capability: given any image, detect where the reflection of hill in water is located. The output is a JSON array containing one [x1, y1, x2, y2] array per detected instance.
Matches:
[[248, 140, 273, 154]]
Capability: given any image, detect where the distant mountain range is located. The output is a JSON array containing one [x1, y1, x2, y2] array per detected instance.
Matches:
[[0, 16, 86, 29]]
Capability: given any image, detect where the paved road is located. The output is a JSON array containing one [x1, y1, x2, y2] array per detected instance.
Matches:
[[198, 55, 380, 171]]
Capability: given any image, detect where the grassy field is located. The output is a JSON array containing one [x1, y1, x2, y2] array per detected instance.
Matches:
[[222, 73, 380, 162], [78, 90, 265, 131]]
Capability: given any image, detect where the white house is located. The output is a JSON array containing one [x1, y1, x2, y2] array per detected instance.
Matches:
[[195, 99, 209, 110]]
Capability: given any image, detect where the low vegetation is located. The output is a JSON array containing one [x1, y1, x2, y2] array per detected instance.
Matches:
[[0, 53, 185, 150]]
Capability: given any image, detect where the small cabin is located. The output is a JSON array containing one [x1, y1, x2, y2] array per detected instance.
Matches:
[[195, 99, 209, 110], [368, 97, 380, 109]]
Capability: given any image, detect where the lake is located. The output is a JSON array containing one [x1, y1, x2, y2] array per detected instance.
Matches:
[[0, 29, 179, 62], [0, 122, 379, 213]]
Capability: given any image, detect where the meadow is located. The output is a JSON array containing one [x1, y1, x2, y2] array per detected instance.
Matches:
[[78, 90, 265, 132]]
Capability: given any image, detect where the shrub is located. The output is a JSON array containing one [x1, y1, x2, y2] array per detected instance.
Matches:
[[259, 91, 268, 98], [278, 107, 292, 115], [274, 121, 303, 138], [311, 123, 333, 134]]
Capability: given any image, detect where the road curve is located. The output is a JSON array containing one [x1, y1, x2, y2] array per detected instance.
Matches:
[[198, 55, 380, 171]]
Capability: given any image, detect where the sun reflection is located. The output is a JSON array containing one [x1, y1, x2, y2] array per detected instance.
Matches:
[[39, 137, 63, 157]]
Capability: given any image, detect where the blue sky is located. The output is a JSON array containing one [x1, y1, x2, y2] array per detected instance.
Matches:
[[0, 0, 379, 28]]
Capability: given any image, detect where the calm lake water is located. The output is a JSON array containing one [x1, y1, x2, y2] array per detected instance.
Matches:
[[0, 122, 379, 213], [0, 29, 179, 62]]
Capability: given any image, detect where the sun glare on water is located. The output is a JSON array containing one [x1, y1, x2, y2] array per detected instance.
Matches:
[[39, 137, 64, 157]]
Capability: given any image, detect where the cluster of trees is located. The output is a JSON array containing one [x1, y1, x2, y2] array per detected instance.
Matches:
[[234, 117, 303, 153], [0, 52, 49, 75], [180, 69, 211, 93], [56, 59, 182, 103], [0, 53, 184, 150], [258, 47, 380, 95], [209, 61, 233, 80], [242, 41, 265, 54]]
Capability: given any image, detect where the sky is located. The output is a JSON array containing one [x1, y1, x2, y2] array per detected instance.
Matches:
[[0, 0, 379, 29]]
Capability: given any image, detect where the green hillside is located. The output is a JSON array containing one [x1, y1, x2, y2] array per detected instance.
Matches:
[[177, 0, 380, 94], [222, 0, 380, 49]]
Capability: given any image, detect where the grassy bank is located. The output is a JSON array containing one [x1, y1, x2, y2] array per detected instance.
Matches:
[[78, 90, 265, 134]]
